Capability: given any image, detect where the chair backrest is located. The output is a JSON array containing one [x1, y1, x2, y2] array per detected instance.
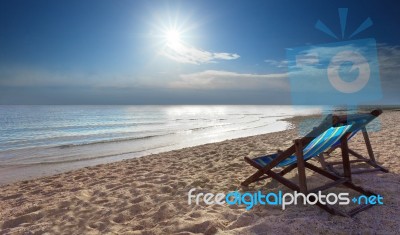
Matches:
[[266, 110, 381, 169], [277, 124, 353, 167], [329, 110, 382, 149], [303, 124, 353, 159]]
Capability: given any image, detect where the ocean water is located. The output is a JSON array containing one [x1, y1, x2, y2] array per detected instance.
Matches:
[[0, 105, 321, 167]]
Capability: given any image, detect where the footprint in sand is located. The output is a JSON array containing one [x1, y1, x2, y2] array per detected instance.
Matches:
[[2, 193, 22, 200], [1, 212, 44, 229]]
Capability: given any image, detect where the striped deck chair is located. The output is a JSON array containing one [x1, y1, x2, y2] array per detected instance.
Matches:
[[241, 114, 378, 217], [318, 109, 389, 175]]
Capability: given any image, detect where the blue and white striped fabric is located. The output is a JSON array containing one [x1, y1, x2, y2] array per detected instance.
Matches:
[[253, 124, 353, 168], [330, 128, 359, 149], [330, 118, 368, 149]]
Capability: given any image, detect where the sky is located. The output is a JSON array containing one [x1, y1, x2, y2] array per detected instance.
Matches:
[[0, 0, 399, 105]]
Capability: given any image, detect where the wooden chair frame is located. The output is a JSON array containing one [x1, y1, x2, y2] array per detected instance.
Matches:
[[318, 109, 389, 175], [241, 114, 378, 217]]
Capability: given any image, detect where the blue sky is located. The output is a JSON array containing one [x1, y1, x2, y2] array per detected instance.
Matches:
[[0, 0, 399, 104]]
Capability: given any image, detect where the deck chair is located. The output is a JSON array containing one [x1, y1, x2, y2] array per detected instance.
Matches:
[[318, 109, 389, 175], [241, 114, 377, 217]]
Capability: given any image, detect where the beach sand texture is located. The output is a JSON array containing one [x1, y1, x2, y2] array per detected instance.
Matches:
[[0, 111, 399, 234]]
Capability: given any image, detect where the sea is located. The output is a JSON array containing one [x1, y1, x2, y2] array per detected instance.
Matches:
[[0, 105, 321, 170]]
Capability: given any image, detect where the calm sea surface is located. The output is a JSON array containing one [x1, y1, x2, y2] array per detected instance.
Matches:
[[0, 105, 321, 166]]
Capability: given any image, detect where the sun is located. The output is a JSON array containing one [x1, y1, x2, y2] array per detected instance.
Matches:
[[164, 29, 182, 46]]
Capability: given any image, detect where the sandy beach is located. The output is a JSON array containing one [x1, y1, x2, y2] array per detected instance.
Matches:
[[1, 111, 399, 234]]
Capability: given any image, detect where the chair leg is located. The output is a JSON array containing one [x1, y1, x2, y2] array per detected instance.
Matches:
[[317, 153, 328, 169], [243, 155, 377, 217], [362, 127, 376, 162], [241, 170, 264, 187], [241, 156, 298, 187], [318, 151, 343, 176], [340, 134, 352, 181], [348, 149, 389, 173], [321, 125, 389, 175], [295, 140, 307, 193], [359, 128, 389, 173]]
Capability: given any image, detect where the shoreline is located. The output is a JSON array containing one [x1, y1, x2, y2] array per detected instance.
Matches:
[[0, 126, 294, 187], [0, 111, 399, 234], [0, 115, 298, 186]]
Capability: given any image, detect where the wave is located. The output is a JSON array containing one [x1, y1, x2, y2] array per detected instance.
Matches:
[[0, 143, 177, 166], [0, 115, 272, 151], [0, 132, 172, 152], [1, 121, 168, 133], [56, 133, 171, 148], [225, 121, 289, 133]]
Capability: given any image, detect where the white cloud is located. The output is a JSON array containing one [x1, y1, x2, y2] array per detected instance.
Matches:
[[2, 45, 398, 95], [161, 42, 239, 64], [377, 44, 400, 77], [213, 52, 240, 60], [167, 45, 400, 92], [0, 67, 139, 89], [169, 70, 288, 90]]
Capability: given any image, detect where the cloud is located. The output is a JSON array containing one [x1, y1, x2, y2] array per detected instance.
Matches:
[[289, 43, 400, 84], [377, 44, 400, 77], [170, 44, 400, 93], [169, 70, 288, 90], [2, 45, 398, 93], [161, 42, 239, 64], [0, 67, 140, 89], [278, 43, 400, 76]]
